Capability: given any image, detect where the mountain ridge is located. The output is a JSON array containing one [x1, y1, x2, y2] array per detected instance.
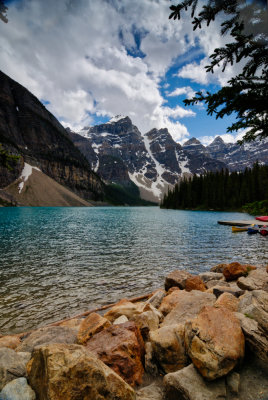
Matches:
[[69, 116, 268, 203], [68, 116, 228, 202]]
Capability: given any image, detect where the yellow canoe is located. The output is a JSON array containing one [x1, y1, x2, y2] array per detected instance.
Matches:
[[232, 225, 250, 232]]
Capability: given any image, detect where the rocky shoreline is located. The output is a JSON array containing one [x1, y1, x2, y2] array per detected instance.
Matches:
[[0, 262, 267, 400]]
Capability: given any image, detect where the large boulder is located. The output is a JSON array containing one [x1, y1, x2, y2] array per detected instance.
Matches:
[[27, 343, 135, 400], [223, 262, 255, 282], [149, 324, 187, 373], [161, 291, 216, 327], [0, 335, 21, 350], [214, 292, 239, 312], [86, 321, 144, 387], [163, 364, 226, 400], [17, 326, 77, 353], [0, 377, 36, 400], [104, 299, 145, 322], [0, 348, 28, 390], [165, 270, 192, 291], [235, 312, 268, 362], [185, 276, 206, 292], [237, 267, 268, 291], [185, 306, 245, 380], [77, 313, 111, 345]]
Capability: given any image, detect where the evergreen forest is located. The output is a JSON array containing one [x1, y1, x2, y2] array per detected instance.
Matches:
[[161, 163, 268, 213]]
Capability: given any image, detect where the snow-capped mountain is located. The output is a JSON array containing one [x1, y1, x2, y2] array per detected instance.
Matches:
[[206, 136, 268, 171], [68, 116, 226, 202]]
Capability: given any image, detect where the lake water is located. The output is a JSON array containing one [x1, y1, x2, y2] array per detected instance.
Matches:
[[0, 206, 267, 334]]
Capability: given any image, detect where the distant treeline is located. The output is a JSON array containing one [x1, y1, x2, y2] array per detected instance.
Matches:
[[160, 163, 268, 211]]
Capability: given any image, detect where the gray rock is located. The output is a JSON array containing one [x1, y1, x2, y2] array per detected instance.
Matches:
[[206, 280, 229, 289], [113, 315, 129, 325], [212, 286, 245, 298], [150, 324, 188, 374], [238, 290, 268, 332], [235, 312, 268, 362], [162, 290, 216, 327], [165, 270, 192, 291], [136, 382, 164, 400], [16, 326, 77, 353], [0, 377, 36, 400], [131, 309, 159, 340], [237, 268, 268, 291], [0, 348, 28, 390], [226, 372, 240, 395], [199, 272, 223, 283], [210, 264, 227, 273], [164, 364, 226, 400], [17, 352, 31, 365], [144, 342, 158, 376], [146, 289, 166, 309]]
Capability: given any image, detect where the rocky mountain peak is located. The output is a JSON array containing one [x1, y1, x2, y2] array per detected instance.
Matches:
[[183, 137, 210, 158], [183, 137, 202, 146], [212, 136, 225, 144], [108, 115, 130, 124]]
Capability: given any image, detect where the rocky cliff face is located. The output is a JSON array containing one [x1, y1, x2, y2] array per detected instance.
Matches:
[[70, 116, 227, 202], [0, 71, 104, 200]]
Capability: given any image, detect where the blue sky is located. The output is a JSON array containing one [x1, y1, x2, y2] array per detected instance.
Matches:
[[0, 0, 244, 145]]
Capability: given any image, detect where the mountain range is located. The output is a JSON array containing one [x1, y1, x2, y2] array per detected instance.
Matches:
[[68, 116, 268, 203], [0, 71, 267, 206]]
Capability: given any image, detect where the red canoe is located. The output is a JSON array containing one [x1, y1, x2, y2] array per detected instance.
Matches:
[[256, 216, 268, 222], [260, 226, 268, 236]]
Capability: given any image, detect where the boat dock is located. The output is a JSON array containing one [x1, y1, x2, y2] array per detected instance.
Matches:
[[218, 220, 267, 227]]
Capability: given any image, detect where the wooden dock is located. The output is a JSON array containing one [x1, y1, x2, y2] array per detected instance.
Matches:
[[218, 220, 267, 227]]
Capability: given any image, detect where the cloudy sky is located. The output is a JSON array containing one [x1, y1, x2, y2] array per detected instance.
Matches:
[[0, 0, 245, 144]]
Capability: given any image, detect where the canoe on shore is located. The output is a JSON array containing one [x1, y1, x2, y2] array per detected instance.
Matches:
[[247, 225, 259, 234], [232, 226, 250, 232], [260, 226, 268, 236], [256, 216, 268, 222]]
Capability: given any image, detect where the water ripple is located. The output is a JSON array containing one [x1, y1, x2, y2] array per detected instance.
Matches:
[[0, 207, 267, 334]]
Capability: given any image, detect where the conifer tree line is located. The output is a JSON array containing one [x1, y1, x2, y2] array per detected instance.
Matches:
[[161, 163, 268, 211]]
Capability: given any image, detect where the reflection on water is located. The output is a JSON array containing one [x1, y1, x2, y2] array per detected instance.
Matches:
[[0, 207, 267, 334]]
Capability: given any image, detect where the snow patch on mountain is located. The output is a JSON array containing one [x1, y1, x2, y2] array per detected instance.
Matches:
[[18, 163, 41, 193], [141, 133, 167, 198], [108, 115, 127, 123]]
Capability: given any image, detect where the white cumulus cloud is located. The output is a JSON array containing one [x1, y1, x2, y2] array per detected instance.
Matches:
[[0, 0, 239, 142]]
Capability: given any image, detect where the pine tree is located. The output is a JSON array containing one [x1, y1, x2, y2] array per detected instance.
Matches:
[[169, 0, 268, 142]]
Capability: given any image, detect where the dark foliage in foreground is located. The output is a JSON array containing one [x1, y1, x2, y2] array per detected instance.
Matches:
[[161, 163, 268, 211], [169, 0, 268, 143]]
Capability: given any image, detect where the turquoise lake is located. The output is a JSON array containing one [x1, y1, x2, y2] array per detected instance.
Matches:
[[0, 206, 267, 334]]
